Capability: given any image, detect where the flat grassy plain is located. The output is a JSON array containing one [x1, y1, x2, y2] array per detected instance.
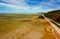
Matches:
[[0, 14, 39, 34]]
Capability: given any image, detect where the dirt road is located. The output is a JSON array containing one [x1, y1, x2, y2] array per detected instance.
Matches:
[[41, 19, 60, 39], [0, 17, 60, 39]]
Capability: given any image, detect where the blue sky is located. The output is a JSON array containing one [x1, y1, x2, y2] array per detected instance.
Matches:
[[0, 0, 60, 13]]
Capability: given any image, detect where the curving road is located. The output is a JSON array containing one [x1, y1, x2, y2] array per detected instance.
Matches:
[[42, 14, 60, 39]]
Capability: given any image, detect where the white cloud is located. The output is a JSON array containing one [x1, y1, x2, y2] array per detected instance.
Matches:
[[3, 0, 28, 7], [0, 0, 60, 13], [0, 3, 20, 9], [0, 2, 30, 10]]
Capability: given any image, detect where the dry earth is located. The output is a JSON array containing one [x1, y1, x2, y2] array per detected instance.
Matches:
[[0, 17, 60, 39], [0, 18, 44, 39]]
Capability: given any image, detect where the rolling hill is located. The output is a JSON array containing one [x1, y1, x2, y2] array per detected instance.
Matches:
[[44, 10, 60, 23]]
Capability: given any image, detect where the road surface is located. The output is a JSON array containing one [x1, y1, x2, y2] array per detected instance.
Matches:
[[0, 16, 60, 39]]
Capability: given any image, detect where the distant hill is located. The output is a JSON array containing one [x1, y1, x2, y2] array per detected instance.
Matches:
[[44, 10, 60, 23]]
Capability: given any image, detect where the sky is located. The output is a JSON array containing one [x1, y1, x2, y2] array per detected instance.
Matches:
[[0, 0, 60, 14]]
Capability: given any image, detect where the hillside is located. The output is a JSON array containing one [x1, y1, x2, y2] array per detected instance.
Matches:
[[44, 10, 60, 23]]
